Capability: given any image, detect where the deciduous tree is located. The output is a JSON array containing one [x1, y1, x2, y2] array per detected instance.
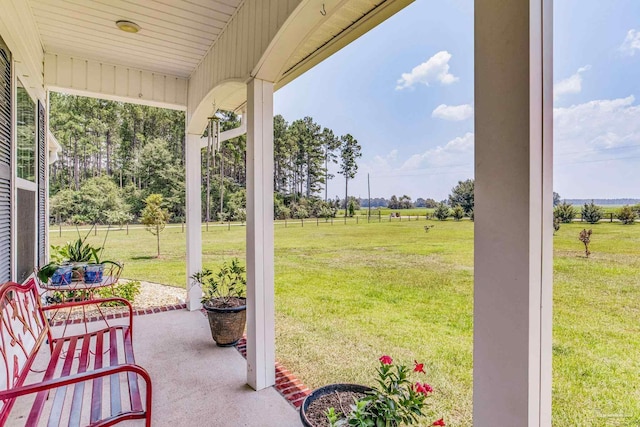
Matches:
[[141, 194, 170, 257]]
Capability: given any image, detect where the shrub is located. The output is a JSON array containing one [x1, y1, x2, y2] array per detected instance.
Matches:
[[616, 205, 637, 225], [554, 202, 576, 223], [452, 205, 464, 221], [97, 280, 142, 306], [319, 206, 334, 220], [433, 203, 450, 221], [275, 205, 290, 220], [293, 207, 309, 219], [581, 201, 603, 224]]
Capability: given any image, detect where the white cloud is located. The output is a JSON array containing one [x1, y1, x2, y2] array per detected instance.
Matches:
[[620, 29, 640, 55], [554, 96, 640, 153], [554, 65, 591, 100], [396, 51, 459, 90], [368, 149, 398, 172], [432, 104, 474, 121], [400, 132, 474, 171], [553, 96, 640, 198]]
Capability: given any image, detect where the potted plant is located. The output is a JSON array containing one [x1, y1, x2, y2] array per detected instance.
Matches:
[[300, 356, 445, 427], [38, 226, 120, 285], [191, 258, 247, 347]]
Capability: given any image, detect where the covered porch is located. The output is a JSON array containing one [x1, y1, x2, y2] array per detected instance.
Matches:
[[0, 0, 554, 425], [9, 309, 300, 426]]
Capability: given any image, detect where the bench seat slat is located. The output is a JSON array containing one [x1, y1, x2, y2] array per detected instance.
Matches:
[[26, 338, 65, 426], [123, 329, 142, 413], [109, 327, 122, 417], [68, 333, 92, 427], [90, 329, 105, 424], [47, 336, 79, 427]]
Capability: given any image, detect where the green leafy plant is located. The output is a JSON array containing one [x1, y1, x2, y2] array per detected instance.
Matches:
[[38, 226, 119, 283], [191, 258, 247, 308], [581, 201, 603, 224], [616, 205, 637, 225], [97, 280, 141, 306], [327, 356, 445, 427], [452, 205, 464, 221], [554, 202, 576, 224], [433, 203, 450, 221]]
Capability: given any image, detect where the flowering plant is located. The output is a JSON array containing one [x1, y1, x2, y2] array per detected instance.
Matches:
[[327, 355, 445, 427]]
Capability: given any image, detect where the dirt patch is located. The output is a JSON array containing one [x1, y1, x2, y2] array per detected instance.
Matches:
[[305, 390, 366, 427]]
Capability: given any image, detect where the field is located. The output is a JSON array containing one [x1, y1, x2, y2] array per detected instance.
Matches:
[[50, 219, 640, 426]]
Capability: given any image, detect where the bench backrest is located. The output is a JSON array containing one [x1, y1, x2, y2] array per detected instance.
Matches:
[[0, 279, 50, 420]]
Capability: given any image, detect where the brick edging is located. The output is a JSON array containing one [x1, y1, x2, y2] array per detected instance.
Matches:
[[48, 303, 187, 327], [233, 336, 311, 408]]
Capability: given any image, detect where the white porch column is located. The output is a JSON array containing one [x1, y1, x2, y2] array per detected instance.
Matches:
[[185, 132, 203, 311], [245, 78, 275, 391], [474, 0, 553, 426]]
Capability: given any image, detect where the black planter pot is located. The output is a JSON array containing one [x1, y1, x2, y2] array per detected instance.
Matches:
[[203, 298, 247, 347], [300, 383, 373, 427]]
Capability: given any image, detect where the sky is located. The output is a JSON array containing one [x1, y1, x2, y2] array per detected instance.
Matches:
[[273, 0, 640, 201]]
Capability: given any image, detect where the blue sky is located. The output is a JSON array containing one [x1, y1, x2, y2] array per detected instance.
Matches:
[[274, 0, 640, 201]]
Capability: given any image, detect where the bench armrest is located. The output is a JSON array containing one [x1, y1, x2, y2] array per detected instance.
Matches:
[[0, 363, 151, 401], [43, 298, 134, 331]]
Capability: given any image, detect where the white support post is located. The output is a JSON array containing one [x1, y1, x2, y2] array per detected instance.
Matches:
[[474, 0, 553, 426], [245, 78, 275, 391], [185, 132, 203, 311]]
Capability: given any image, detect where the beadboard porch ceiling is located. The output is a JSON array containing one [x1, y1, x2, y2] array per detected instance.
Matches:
[[27, 0, 242, 77]]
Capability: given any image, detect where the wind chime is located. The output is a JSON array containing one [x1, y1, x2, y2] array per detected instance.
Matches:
[[205, 115, 221, 222]]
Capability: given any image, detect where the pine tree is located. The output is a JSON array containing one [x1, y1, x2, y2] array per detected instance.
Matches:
[[338, 134, 362, 217]]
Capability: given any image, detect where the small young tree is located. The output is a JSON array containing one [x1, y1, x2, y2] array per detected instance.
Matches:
[[452, 205, 464, 221], [581, 201, 603, 224], [578, 229, 592, 258], [554, 201, 576, 223], [141, 194, 170, 257], [616, 205, 637, 225], [348, 199, 357, 217], [433, 202, 450, 221]]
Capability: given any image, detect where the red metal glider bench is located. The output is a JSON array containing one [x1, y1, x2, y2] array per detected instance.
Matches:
[[0, 280, 152, 426]]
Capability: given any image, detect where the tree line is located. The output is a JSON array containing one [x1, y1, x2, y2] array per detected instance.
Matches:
[[48, 94, 363, 224]]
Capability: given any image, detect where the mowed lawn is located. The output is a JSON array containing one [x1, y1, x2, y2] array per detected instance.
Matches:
[[50, 220, 640, 426]]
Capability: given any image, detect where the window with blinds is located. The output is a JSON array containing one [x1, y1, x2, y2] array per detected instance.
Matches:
[[0, 37, 11, 283]]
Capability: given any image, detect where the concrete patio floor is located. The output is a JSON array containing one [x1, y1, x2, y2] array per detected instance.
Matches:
[[10, 309, 300, 426]]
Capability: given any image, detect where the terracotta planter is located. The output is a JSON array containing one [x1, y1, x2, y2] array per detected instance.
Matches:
[[203, 297, 246, 347], [300, 383, 373, 427]]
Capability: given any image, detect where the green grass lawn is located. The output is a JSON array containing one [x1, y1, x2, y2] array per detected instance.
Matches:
[[50, 220, 640, 426]]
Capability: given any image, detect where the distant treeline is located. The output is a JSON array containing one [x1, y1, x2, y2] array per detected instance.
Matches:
[[359, 196, 441, 209], [564, 199, 640, 205]]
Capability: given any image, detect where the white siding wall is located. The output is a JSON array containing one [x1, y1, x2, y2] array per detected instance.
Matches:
[[0, 0, 45, 101], [44, 53, 187, 110]]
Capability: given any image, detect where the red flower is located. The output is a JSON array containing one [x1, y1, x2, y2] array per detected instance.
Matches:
[[414, 382, 433, 395], [414, 360, 425, 374], [432, 418, 445, 426], [379, 355, 393, 365]]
